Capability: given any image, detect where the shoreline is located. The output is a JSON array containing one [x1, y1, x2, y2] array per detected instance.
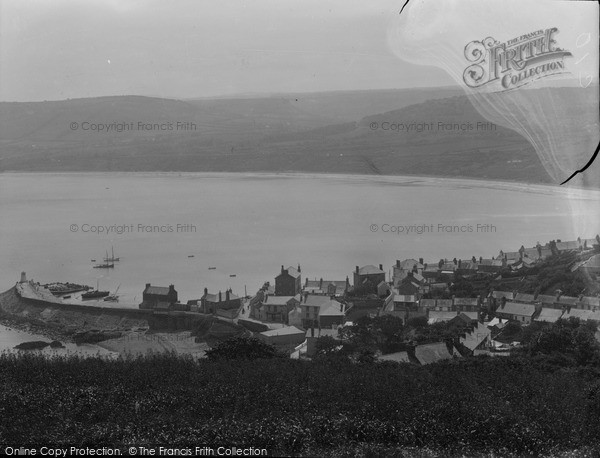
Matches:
[[1, 170, 599, 194], [0, 314, 72, 343]]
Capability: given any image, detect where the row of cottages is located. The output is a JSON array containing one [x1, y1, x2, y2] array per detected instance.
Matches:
[[250, 294, 301, 324], [498, 243, 553, 265], [249, 291, 347, 329], [495, 301, 540, 324], [379, 320, 496, 365], [303, 277, 350, 296], [139, 283, 178, 310], [275, 265, 302, 296], [495, 299, 600, 326], [392, 257, 510, 294], [489, 290, 600, 312], [498, 236, 599, 267], [297, 294, 347, 330], [187, 288, 242, 314], [381, 293, 481, 324]]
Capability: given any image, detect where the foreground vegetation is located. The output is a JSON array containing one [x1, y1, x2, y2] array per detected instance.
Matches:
[[2, 346, 600, 457]]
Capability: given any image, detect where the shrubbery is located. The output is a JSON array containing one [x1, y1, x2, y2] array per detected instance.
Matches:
[[2, 351, 600, 456]]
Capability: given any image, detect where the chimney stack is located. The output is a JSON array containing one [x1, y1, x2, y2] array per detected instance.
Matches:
[[281, 265, 284, 273], [20, 272, 27, 283], [226, 290, 230, 302], [204, 287, 208, 296], [396, 260, 400, 268], [419, 258, 424, 265], [219, 291, 222, 303], [319, 278, 323, 289], [356, 266, 359, 274]]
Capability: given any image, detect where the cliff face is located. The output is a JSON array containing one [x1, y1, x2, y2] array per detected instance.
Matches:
[[0, 286, 149, 335]]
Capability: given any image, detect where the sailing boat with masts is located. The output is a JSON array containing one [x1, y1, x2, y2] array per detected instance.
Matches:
[[81, 279, 110, 300], [104, 246, 120, 262], [94, 251, 114, 268], [103, 284, 121, 302]]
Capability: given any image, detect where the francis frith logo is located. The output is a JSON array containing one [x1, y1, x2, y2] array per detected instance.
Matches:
[[463, 28, 572, 90]]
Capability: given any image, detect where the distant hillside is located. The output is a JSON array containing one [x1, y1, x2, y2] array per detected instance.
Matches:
[[0, 87, 594, 185]]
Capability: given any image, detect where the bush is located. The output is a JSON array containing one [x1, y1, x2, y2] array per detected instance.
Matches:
[[205, 336, 282, 361]]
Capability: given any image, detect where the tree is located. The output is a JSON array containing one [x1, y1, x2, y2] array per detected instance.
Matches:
[[315, 335, 340, 356], [205, 336, 281, 361]]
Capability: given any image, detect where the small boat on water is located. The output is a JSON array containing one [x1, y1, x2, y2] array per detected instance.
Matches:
[[91, 259, 96, 262], [229, 274, 236, 277], [208, 267, 216, 270], [103, 284, 121, 302], [81, 280, 109, 300], [188, 255, 195, 258]]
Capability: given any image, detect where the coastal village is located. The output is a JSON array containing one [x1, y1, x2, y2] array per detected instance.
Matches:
[[6, 235, 599, 362]]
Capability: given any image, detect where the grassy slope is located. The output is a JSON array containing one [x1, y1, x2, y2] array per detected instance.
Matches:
[[0, 89, 557, 184]]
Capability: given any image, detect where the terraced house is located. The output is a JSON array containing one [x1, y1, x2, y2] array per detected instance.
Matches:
[[275, 265, 302, 296], [139, 283, 177, 310], [353, 264, 386, 294]]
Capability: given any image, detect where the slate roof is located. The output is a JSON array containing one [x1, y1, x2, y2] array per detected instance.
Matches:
[[358, 265, 385, 275], [458, 261, 479, 271], [514, 293, 536, 303], [460, 322, 491, 351], [264, 295, 299, 306], [303, 295, 336, 307], [260, 326, 305, 337], [562, 309, 600, 322], [204, 291, 240, 303], [378, 352, 411, 363], [145, 286, 171, 295], [437, 299, 453, 308], [414, 342, 457, 365], [394, 294, 418, 303], [480, 259, 503, 267], [398, 259, 424, 269], [535, 308, 564, 323], [537, 294, 558, 305], [501, 251, 521, 260], [579, 297, 600, 308], [278, 266, 301, 278], [453, 297, 479, 306], [555, 240, 580, 251], [556, 295, 579, 306], [497, 301, 536, 317], [420, 299, 437, 308], [319, 301, 345, 317], [428, 311, 458, 324]]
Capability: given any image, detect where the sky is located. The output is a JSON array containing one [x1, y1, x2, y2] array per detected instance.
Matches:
[[0, 0, 456, 101], [0, 0, 597, 102]]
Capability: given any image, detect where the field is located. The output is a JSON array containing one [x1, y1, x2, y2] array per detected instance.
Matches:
[[2, 352, 600, 457]]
